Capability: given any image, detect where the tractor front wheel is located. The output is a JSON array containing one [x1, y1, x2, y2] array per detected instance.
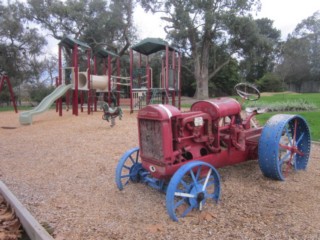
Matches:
[[166, 161, 221, 221], [258, 114, 311, 181], [115, 147, 143, 190]]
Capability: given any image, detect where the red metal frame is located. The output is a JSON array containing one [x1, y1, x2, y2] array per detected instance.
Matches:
[[165, 45, 169, 104], [93, 51, 121, 107], [116, 58, 121, 106], [146, 55, 151, 104], [0, 74, 18, 113], [178, 52, 181, 110], [57, 40, 92, 117], [129, 49, 133, 113], [107, 55, 112, 105], [57, 45, 63, 116], [172, 51, 176, 107], [73, 43, 78, 116], [87, 49, 91, 115], [129, 43, 181, 112], [137, 98, 262, 180]]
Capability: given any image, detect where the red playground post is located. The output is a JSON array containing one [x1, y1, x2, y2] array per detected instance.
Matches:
[[0, 73, 18, 113]]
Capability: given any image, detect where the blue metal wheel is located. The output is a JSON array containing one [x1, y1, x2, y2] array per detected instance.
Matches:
[[115, 147, 143, 190], [166, 161, 221, 221], [258, 114, 311, 181]]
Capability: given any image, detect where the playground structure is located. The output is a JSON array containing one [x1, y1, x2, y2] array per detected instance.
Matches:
[[19, 36, 181, 124], [115, 83, 311, 221], [129, 38, 181, 112], [0, 72, 17, 113], [56, 37, 122, 117], [57, 37, 181, 115]]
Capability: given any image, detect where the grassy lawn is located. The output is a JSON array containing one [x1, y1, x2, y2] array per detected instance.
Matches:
[[1, 92, 319, 141], [253, 92, 320, 141], [0, 106, 32, 112], [183, 92, 320, 141], [256, 111, 320, 142], [256, 92, 320, 107]]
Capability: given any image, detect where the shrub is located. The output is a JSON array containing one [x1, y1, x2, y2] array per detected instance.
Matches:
[[255, 73, 283, 92], [245, 99, 317, 112], [29, 83, 55, 103]]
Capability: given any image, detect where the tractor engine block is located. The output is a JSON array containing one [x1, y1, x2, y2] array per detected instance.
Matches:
[[137, 98, 248, 179]]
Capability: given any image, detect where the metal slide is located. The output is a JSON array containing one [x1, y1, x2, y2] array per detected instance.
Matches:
[[19, 84, 72, 125]]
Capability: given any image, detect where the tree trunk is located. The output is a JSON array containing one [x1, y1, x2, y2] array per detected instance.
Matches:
[[194, 57, 209, 99], [193, 41, 210, 100]]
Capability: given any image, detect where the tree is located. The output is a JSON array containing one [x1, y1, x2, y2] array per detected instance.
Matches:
[[277, 11, 320, 92], [237, 18, 281, 82], [29, 82, 55, 103], [211, 58, 240, 96], [139, 0, 261, 99], [0, 1, 47, 83], [255, 72, 283, 92], [278, 37, 311, 91], [25, 0, 136, 56], [0, 1, 47, 106], [42, 55, 59, 86], [293, 11, 320, 81]]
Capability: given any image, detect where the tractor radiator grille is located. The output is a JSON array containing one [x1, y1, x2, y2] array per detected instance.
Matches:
[[139, 119, 164, 161]]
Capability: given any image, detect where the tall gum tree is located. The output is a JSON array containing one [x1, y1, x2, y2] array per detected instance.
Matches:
[[278, 11, 320, 92], [0, 1, 46, 83], [139, 0, 261, 99], [293, 11, 320, 81], [25, 0, 136, 56]]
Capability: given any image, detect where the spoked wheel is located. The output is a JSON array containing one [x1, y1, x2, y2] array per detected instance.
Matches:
[[234, 82, 260, 101], [166, 161, 221, 221], [115, 147, 143, 190], [258, 114, 311, 180]]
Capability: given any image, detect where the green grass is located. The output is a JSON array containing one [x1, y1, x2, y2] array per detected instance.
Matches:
[[2, 92, 319, 141], [0, 106, 32, 112], [242, 92, 320, 111], [244, 99, 317, 112], [259, 92, 320, 108], [251, 92, 320, 141], [182, 92, 320, 141], [256, 111, 320, 142]]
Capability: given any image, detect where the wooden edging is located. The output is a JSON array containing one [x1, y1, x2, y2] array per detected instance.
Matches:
[[0, 181, 54, 240]]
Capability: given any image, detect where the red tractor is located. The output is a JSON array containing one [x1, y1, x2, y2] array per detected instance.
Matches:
[[115, 83, 311, 221]]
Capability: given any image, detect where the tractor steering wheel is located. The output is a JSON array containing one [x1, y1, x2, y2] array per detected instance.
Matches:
[[234, 83, 260, 101]]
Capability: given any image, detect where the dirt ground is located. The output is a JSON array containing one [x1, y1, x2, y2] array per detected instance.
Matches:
[[0, 109, 319, 240]]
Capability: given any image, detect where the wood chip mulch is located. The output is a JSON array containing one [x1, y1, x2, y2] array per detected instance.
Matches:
[[0, 109, 320, 240]]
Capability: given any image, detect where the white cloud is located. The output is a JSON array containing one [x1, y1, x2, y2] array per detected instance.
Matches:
[[133, 1, 320, 41], [45, 1, 320, 55], [133, 5, 166, 40], [256, 0, 320, 39]]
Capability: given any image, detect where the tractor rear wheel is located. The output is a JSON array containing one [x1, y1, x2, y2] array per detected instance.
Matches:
[[166, 161, 221, 221], [258, 114, 311, 180], [115, 147, 143, 190]]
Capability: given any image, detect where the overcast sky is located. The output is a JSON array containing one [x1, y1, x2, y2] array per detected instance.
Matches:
[[47, 1, 320, 54], [134, 0, 320, 40]]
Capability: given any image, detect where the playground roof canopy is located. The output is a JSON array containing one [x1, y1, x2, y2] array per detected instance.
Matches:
[[94, 49, 119, 58], [132, 38, 177, 55], [59, 36, 91, 50]]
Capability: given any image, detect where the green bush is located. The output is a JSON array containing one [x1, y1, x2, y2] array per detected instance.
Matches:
[[0, 88, 11, 105], [255, 73, 283, 92], [29, 83, 55, 103]]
